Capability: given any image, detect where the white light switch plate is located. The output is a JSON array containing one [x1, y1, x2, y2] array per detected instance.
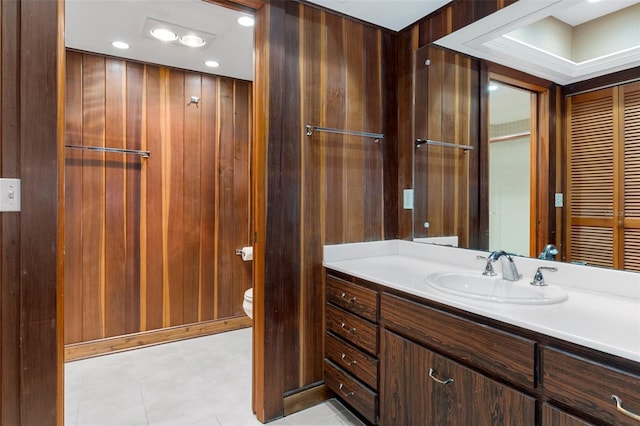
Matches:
[[403, 189, 413, 210], [554, 193, 563, 208], [0, 178, 20, 212]]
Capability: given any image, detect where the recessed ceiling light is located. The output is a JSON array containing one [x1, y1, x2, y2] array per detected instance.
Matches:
[[150, 28, 178, 42], [180, 34, 206, 48], [205, 60, 220, 68], [237, 16, 255, 27], [112, 41, 130, 49], [488, 84, 499, 91]]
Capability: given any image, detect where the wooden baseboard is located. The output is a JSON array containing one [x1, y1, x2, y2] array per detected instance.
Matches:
[[65, 316, 253, 361], [283, 382, 333, 416]]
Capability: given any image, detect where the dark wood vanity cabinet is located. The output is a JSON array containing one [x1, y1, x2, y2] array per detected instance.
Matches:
[[542, 346, 640, 426], [324, 274, 379, 424], [381, 329, 536, 425], [324, 269, 640, 426], [379, 292, 536, 425]]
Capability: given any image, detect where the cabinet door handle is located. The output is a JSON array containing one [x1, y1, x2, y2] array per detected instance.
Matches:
[[341, 353, 357, 366], [341, 292, 357, 304], [612, 395, 640, 421], [339, 383, 354, 397], [340, 322, 356, 334], [428, 368, 454, 385]]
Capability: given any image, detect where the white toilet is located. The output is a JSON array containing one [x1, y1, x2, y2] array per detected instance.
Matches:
[[243, 288, 253, 319]]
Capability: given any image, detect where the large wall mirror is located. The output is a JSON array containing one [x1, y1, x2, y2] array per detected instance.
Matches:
[[411, 52, 547, 259], [415, 0, 640, 275]]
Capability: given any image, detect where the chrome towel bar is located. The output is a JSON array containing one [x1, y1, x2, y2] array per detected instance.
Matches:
[[415, 139, 473, 151], [65, 145, 150, 158], [306, 124, 383, 142]]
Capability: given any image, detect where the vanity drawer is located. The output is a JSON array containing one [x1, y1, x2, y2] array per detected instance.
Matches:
[[326, 304, 377, 355], [543, 347, 640, 426], [325, 332, 378, 389], [327, 275, 377, 322], [324, 359, 378, 425], [380, 292, 535, 389]]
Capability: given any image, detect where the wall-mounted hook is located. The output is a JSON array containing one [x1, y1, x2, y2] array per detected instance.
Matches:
[[188, 96, 200, 106]]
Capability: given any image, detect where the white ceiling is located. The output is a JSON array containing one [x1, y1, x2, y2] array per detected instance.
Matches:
[[65, 0, 452, 82], [304, 0, 450, 31], [65, 0, 255, 81], [552, 0, 637, 25]]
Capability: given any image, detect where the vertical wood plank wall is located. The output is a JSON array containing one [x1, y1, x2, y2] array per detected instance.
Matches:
[[64, 51, 252, 346], [396, 0, 519, 242], [412, 45, 479, 248], [254, 1, 397, 420], [0, 0, 63, 424]]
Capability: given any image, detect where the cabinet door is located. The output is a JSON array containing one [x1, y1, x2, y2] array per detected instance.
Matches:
[[380, 330, 535, 426], [542, 404, 595, 426]]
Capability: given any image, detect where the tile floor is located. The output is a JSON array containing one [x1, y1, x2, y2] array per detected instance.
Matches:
[[65, 327, 365, 426]]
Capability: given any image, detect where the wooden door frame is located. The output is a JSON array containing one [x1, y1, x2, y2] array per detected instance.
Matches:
[[55, 0, 266, 424]]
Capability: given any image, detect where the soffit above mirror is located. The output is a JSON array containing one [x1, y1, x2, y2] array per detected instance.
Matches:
[[436, 0, 640, 85], [65, 0, 255, 81]]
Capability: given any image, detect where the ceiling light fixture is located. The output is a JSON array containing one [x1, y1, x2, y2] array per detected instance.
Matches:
[[112, 41, 130, 49], [180, 34, 206, 48], [150, 28, 178, 42], [143, 18, 216, 49], [488, 84, 499, 91], [205, 60, 220, 68], [237, 16, 255, 27]]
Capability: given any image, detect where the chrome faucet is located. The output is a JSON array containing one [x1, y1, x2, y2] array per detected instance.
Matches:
[[482, 250, 521, 281], [538, 244, 558, 261]]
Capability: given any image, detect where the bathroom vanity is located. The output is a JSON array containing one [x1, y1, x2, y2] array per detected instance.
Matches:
[[322, 240, 640, 425]]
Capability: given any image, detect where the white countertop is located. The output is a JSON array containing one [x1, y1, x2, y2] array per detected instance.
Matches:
[[323, 240, 640, 363]]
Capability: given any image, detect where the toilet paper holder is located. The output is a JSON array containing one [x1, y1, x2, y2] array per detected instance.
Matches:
[[236, 246, 253, 261]]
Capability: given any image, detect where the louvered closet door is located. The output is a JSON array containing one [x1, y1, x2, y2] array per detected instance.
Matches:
[[622, 82, 640, 271], [567, 88, 618, 268], [567, 84, 640, 272]]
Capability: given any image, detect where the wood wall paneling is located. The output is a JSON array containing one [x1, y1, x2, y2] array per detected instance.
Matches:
[[0, 0, 62, 424], [300, 4, 324, 386], [1, 0, 22, 423], [396, 28, 418, 240], [64, 51, 253, 348], [412, 45, 478, 247], [396, 0, 516, 244], [382, 30, 399, 240], [256, 1, 395, 421]]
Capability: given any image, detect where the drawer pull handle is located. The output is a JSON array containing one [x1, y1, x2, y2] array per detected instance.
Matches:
[[339, 383, 354, 397], [612, 395, 640, 421], [429, 368, 454, 385], [340, 322, 356, 334], [341, 292, 357, 304], [341, 353, 357, 366]]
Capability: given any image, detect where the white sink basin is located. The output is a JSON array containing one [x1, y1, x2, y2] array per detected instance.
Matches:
[[426, 271, 568, 305]]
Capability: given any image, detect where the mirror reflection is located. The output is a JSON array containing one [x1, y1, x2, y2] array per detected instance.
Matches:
[[412, 45, 640, 273], [488, 82, 533, 257]]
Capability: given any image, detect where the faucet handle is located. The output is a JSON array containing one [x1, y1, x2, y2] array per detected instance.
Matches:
[[530, 266, 557, 286], [476, 255, 497, 276]]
